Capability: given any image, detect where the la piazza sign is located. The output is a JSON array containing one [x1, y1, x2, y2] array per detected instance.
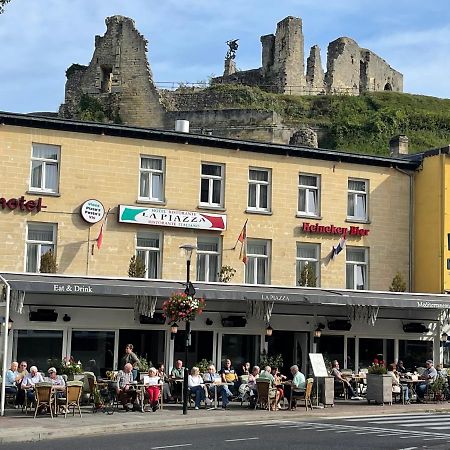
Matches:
[[118, 205, 227, 231], [302, 222, 370, 237]]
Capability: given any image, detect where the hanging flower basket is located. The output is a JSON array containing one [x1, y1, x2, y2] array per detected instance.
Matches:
[[162, 291, 205, 322]]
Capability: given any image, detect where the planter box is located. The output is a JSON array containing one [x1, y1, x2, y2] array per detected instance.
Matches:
[[366, 374, 392, 405], [319, 376, 334, 407]]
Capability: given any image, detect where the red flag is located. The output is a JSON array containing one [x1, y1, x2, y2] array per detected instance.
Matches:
[[237, 220, 248, 264], [237, 220, 248, 244], [96, 208, 111, 250]]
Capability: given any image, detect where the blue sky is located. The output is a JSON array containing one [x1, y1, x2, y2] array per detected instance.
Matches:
[[1, 0, 450, 113]]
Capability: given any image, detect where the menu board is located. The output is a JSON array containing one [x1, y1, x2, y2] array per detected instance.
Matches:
[[309, 353, 329, 377]]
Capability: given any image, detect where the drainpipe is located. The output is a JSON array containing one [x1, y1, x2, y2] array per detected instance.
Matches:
[[440, 154, 445, 293], [0, 275, 11, 417], [394, 167, 414, 291]]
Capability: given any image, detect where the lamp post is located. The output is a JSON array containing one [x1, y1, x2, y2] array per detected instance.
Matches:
[[441, 332, 448, 365], [179, 243, 197, 415]]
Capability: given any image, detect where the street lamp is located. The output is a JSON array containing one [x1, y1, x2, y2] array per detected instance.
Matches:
[[179, 243, 197, 415], [170, 322, 178, 340]]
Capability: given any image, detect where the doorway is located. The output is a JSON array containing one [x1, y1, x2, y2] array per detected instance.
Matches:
[[173, 330, 213, 369]]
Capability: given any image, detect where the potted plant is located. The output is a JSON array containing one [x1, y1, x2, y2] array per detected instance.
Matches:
[[162, 291, 205, 323], [60, 356, 84, 381], [430, 376, 445, 401], [366, 363, 392, 405]]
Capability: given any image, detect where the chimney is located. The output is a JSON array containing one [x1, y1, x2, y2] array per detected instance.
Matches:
[[389, 135, 409, 156], [175, 120, 189, 133]]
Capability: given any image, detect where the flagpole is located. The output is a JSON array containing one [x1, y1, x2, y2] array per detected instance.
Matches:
[[86, 227, 90, 275], [232, 219, 248, 250]]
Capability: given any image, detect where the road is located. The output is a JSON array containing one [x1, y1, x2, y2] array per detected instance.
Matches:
[[3, 413, 450, 449]]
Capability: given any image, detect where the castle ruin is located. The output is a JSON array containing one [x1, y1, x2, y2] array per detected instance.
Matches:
[[59, 15, 403, 146]]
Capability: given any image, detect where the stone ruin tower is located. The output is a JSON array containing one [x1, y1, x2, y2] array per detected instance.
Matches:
[[214, 16, 403, 96], [59, 15, 165, 127]]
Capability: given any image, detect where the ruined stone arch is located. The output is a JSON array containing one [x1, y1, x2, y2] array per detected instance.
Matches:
[[384, 82, 392, 91]]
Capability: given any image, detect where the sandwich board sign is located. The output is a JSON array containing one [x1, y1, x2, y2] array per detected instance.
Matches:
[[309, 353, 328, 377]]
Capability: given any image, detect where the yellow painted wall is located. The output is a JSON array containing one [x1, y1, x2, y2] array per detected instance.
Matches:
[[414, 155, 444, 292], [0, 125, 411, 290]]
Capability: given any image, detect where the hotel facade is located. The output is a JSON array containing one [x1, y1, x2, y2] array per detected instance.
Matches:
[[1, 112, 449, 392]]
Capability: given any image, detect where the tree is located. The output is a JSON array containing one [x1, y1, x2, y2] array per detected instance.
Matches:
[[298, 262, 316, 287], [40, 249, 57, 274], [389, 271, 407, 292], [0, 1, 11, 14], [128, 255, 146, 278]]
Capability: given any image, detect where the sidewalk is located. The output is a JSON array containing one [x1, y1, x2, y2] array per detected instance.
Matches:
[[1, 400, 450, 444]]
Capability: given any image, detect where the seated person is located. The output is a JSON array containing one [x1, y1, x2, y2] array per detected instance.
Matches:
[[247, 366, 260, 407], [116, 363, 139, 411], [14, 361, 28, 406], [397, 360, 408, 374], [284, 365, 306, 409], [203, 364, 231, 409], [46, 367, 66, 398], [170, 359, 185, 401], [239, 362, 251, 376], [157, 362, 173, 402], [188, 366, 206, 410], [331, 360, 360, 400], [387, 364, 409, 403], [219, 359, 239, 395], [258, 366, 280, 410], [21, 365, 44, 404], [144, 367, 162, 412], [272, 367, 286, 406], [5, 361, 19, 396], [416, 360, 437, 402]]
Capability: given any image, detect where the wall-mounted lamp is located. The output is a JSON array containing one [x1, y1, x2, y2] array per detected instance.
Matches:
[[63, 314, 71, 322], [314, 323, 325, 338], [265, 324, 273, 337], [441, 332, 448, 343], [205, 318, 213, 326], [170, 322, 178, 340]]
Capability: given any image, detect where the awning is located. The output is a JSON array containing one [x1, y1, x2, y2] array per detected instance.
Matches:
[[1, 272, 450, 310]]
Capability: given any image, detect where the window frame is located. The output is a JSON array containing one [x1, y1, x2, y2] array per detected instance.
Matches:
[[136, 232, 163, 279], [245, 239, 271, 285], [297, 173, 321, 217], [345, 246, 369, 290], [247, 167, 271, 213], [25, 222, 57, 273], [196, 236, 221, 282], [29, 143, 61, 194], [199, 162, 225, 208], [296, 242, 320, 287], [347, 178, 369, 222], [138, 155, 165, 203]]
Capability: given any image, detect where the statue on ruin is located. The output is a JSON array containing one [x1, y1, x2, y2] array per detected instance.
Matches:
[[225, 39, 239, 60]]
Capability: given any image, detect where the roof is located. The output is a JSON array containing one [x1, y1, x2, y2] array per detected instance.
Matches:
[[0, 111, 420, 170], [1, 272, 449, 310]]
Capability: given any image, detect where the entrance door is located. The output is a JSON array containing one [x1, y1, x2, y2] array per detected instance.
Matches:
[[173, 330, 213, 369], [119, 330, 165, 370], [293, 332, 309, 375], [267, 330, 295, 374]]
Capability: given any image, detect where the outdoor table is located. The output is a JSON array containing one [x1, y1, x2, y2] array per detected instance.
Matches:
[[342, 374, 366, 396], [400, 378, 420, 401]]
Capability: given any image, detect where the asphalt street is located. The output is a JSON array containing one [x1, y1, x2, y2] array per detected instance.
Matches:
[[3, 413, 450, 449]]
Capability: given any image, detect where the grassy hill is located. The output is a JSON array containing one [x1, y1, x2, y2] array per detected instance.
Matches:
[[206, 84, 450, 155]]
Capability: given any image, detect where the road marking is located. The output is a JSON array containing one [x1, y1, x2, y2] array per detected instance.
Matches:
[[427, 426, 450, 431], [345, 413, 450, 421], [369, 418, 448, 425], [396, 447, 417, 450], [224, 438, 259, 442], [423, 437, 450, 441], [398, 421, 449, 427], [151, 445, 192, 449]]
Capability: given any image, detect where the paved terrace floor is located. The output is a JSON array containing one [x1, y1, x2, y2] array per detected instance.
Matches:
[[2, 400, 450, 444]]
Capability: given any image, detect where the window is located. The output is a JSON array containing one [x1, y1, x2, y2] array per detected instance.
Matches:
[[30, 143, 60, 193], [196, 237, 221, 282], [296, 243, 320, 287], [346, 247, 368, 290], [245, 239, 270, 285], [347, 179, 368, 221], [136, 233, 161, 279], [200, 163, 224, 207], [26, 222, 56, 273], [298, 174, 320, 216], [139, 156, 164, 202], [248, 168, 271, 212]]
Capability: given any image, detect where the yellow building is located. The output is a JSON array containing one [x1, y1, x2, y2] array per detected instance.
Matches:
[[1, 113, 449, 408], [414, 147, 450, 293]]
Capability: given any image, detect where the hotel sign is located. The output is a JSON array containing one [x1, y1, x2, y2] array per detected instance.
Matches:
[[0, 195, 46, 212], [302, 222, 370, 237], [118, 205, 227, 231]]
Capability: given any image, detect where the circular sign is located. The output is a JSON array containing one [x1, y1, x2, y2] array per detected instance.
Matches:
[[80, 199, 105, 224]]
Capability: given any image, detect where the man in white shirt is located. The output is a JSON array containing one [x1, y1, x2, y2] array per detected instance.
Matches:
[[203, 364, 231, 408], [21, 366, 44, 403]]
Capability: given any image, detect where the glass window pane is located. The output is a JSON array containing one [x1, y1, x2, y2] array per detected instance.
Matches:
[[259, 185, 268, 208], [318, 336, 344, 368], [33, 144, 59, 160], [209, 254, 218, 281], [257, 258, 266, 284], [152, 173, 162, 200], [358, 338, 383, 369], [298, 189, 306, 212], [349, 180, 366, 192], [196, 254, 207, 281], [202, 164, 221, 176], [141, 157, 162, 170], [200, 179, 209, 203], [297, 245, 317, 259], [347, 248, 366, 262], [355, 194, 366, 218], [346, 264, 354, 289], [197, 241, 218, 252], [248, 184, 257, 207], [347, 193, 355, 216], [147, 251, 158, 278], [300, 175, 317, 187], [16, 330, 63, 370], [250, 169, 268, 182], [28, 225, 53, 242], [26, 244, 38, 272], [246, 259, 255, 283], [137, 235, 159, 248], [307, 190, 316, 213], [45, 163, 58, 190], [212, 179, 221, 204], [248, 242, 266, 255], [221, 334, 261, 370], [140, 172, 149, 197], [31, 161, 43, 188]]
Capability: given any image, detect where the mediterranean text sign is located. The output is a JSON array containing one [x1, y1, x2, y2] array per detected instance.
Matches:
[[80, 199, 105, 224], [118, 205, 227, 231]]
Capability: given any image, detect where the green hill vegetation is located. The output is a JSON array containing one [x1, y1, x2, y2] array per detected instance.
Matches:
[[206, 84, 450, 155]]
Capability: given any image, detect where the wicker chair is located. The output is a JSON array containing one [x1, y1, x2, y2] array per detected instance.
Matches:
[[255, 380, 277, 411], [57, 381, 83, 418], [33, 382, 54, 419]]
